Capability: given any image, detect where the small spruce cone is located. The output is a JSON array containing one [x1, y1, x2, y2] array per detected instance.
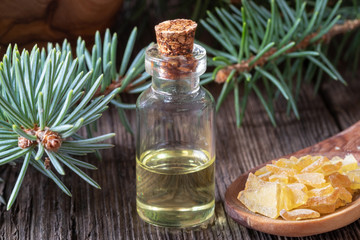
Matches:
[[37, 128, 62, 151], [18, 129, 36, 149], [215, 68, 232, 84], [18, 137, 35, 149], [44, 157, 51, 170]]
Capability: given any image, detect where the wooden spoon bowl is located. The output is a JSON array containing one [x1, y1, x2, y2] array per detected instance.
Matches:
[[225, 121, 360, 237]]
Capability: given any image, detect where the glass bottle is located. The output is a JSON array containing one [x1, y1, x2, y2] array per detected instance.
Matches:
[[135, 19, 216, 228]]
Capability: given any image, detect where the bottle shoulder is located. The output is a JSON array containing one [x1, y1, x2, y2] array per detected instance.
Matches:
[[200, 86, 215, 104]]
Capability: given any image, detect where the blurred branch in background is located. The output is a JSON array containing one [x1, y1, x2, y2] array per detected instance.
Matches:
[[199, 0, 360, 126]]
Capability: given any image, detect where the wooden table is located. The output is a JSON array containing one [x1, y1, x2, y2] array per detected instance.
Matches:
[[1, 72, 360, 239]]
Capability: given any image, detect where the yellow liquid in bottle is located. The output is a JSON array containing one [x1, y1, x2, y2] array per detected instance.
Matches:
[[136, 148, 215, 228]]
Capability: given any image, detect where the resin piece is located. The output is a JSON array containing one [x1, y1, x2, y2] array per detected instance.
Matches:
[[254, 166, 268, 176], [304, 188, 351, 214], [306, 187, 340, 207], [281, 183, 308, 211], [350, 183, 360, 190], [280, 209, 320, 221], [347, 169, 360, 189], [340, 154, 358, 173], [295, 173, 326, 188], [337, 187, 352, 203], [294, 155, 314, 172], [301, 156, 329, 173], [269, 174, 289, 184], [258, 171, 272, 181], [307, 204, 336, 214], [320, 161, 342, 176], [335, 198, 347, 208], [273, 158, 295, 168], [328, 172, 351, 188], [347, 169, 360, 182], [308, 183, 334, 198], [266, 164, 296, 176], [238, 173, 281, 219]]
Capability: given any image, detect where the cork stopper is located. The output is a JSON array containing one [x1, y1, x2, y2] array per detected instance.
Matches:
[[155, 19, 197, 56]]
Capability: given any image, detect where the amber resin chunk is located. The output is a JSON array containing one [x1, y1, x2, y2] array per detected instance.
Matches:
[[308, 183, 334, 198], [301, 156, 329, 173], [347, 169, 360, 189], [328, 172, 351, 188], [295, 173, 326, 188], [320, 161, 342, 176], [266, 164, 296, 176], [340, 154, 358, 173], [294, 155, 314, 172], [280, 209, 320, 221], [281, 183, 308, 211], [238, 173, 281, 218], [238, 154, 360, 220]]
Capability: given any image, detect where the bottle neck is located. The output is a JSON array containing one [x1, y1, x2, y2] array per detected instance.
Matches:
[[151, 76, 200, 95], [145, 43, 206, 96]]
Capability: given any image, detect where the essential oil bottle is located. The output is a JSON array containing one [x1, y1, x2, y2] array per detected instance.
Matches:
[[136, 19, 216, 228]]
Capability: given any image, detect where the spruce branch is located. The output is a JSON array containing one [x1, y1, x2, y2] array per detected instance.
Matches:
[[200, 0, 360, 126], [0, 26, 151, 208], [214, 18, 360, 84], [73, 28, 150, 132], [321, 18, 360, 41], [0, 41, 124, 209]]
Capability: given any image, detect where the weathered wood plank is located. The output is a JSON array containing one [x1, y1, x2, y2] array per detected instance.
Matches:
[[1, 75, 359, 239], [321, 72, 360, 129]]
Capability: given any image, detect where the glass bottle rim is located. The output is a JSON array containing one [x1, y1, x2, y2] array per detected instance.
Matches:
[[145, 43, 206, 63]]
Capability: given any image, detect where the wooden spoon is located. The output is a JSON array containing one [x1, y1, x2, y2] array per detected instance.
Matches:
[[225, 121, 360, 237]]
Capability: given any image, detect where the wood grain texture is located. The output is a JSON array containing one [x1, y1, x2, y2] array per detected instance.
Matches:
[[1, 75, 360, 239], [321, 72, 360, 129]]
